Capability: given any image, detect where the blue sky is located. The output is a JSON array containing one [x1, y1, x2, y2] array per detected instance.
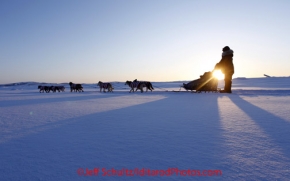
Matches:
[[1, 0, 290, 83]]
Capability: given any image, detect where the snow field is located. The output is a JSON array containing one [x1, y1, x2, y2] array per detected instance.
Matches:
[[1, 79, 290, 180]]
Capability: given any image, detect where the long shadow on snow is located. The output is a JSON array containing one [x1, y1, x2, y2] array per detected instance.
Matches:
[[0, 93, 124, 107], [0, 94, 223, 181], [229, 96, 290, 158]]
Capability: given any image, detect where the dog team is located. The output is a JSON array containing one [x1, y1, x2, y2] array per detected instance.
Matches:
[[38, 79, 154, 93]]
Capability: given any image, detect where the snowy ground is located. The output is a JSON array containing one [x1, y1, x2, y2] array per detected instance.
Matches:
[[1, 77, 290, 181]]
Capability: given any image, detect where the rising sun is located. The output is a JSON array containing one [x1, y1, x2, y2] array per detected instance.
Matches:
[[213, 70, 224, 80]]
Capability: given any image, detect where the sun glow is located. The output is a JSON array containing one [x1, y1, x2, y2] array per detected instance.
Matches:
[[213, 70, 224, 80]]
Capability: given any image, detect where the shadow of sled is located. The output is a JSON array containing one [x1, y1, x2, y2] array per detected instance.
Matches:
[[182, 71, 220, 93]]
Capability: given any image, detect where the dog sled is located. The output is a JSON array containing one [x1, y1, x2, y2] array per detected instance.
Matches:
[[182, 71, 219, 93]]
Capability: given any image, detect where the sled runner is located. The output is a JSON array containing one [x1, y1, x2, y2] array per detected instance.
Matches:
[[182, 71, 219, 93]]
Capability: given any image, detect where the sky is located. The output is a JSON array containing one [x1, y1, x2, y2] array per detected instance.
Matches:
[[1, 0, 290, 84]]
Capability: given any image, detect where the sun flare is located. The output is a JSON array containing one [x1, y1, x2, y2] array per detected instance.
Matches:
[[213, 70, 224, 80]]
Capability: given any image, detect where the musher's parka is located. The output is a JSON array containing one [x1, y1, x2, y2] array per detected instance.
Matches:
[[214, 46, 234, 93]]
